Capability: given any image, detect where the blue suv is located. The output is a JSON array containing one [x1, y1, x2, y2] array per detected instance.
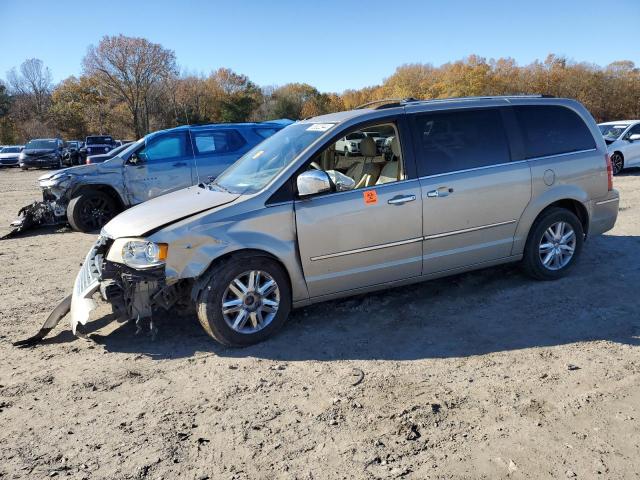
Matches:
[[28, 120, 291, 232]]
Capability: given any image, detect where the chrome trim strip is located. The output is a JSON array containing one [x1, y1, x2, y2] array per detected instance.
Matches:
[[595, 198, 618, 206], [423, 220, 517, 240], [294, 177, 417, 202], [418, 161, 527, 180], [417, 149, 597, 181], [526, 148, 597, 162], [310, 237, 423, 261]]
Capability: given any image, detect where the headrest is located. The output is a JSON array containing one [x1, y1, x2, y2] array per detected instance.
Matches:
[[360, 136, 377, 157], [391, 136, 401, 157]]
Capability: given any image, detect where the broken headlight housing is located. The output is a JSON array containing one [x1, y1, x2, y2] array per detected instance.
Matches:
[[106, 238, 168, 269], [40, 173, 73, 188]]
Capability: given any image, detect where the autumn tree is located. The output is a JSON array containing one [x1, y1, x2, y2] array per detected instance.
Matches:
[[0, 81, 15, 143], [207, 68, 262, 123], [6, 58, 52, 117], [83, 35, 177, 137]]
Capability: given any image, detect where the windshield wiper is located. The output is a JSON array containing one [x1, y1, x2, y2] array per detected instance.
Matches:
[[205, 182, 230, 193]]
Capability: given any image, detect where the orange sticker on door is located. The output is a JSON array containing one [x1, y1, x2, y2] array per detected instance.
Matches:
[[363, 190, 377, 204]]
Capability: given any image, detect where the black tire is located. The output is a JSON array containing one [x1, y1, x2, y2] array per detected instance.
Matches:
[[611, 152, 624, 176], [522, 207, 584, 281], [196, 255, 291, 347], [67, 190, 118, 232], [20, 165, 28, 171]]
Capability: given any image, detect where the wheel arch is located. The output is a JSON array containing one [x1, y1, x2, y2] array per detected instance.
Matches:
[[190, 248, 293, 304], [512, 187, 590, 255], [70, 184, 126, 211], [538, 199, 589, 235]]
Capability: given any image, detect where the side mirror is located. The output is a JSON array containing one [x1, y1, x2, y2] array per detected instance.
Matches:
[[327, 170, 356, 191], [297, 170, 332, 197], [629, 134, 640, 142], [129, 152, 146, 165]]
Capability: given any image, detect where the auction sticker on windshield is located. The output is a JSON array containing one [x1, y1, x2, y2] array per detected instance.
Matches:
[[306, 123, 335, 132]]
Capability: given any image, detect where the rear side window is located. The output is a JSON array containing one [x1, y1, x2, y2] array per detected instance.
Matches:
[[514, 105, 595, 159], [411, 108, 511, 177], [253, 127, 279, 139], [191, 129, 246, 156]]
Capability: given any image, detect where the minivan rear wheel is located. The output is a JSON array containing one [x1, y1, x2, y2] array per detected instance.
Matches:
[[67, 190, 118, 232], [196, 256, 291, 347], [522, 207, 584, 280]]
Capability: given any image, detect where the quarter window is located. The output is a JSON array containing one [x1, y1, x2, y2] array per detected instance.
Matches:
[[411, 108, 511, 177], [191, 129, 246, 155], [514, 105, 595, 159]]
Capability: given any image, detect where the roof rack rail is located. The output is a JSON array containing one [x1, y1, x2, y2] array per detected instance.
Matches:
[[406, 94, 554, 105], [355, 98, 419, 109], [355, 94, 555, 110]]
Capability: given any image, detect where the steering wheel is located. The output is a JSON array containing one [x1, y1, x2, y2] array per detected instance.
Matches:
[[309, 161, 321, 170]]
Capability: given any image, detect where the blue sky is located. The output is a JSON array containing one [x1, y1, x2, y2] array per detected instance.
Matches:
[[1, 0, 639, 93]]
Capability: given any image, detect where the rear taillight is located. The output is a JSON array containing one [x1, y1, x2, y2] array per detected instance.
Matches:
[[605, 153, 613, 191], [86, 158, 91, 165]]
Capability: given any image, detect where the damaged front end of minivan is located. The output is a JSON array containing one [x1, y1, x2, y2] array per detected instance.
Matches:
[[14, 234, 188, 346]]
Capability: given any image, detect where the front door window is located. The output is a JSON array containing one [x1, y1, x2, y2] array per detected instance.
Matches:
[[294, 121, 422, 297]]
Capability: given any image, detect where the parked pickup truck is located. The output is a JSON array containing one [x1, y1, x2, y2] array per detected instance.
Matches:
[[9, 121, 290, 234]]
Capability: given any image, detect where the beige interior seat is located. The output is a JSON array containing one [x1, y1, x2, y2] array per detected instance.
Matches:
[[346, 137, 381, 188], [376, 136, 402, 184]]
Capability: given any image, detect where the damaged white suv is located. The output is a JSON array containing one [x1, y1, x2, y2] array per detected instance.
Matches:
[[19, 96, 619, 348]]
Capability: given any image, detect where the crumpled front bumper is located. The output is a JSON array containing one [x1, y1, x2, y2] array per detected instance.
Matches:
[[70, 236, 173, 334], [70, 236, 108, 333]]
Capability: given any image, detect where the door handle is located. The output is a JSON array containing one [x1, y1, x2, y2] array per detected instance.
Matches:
[[387, 194, 416, 205], [426, 187, 454, 198]]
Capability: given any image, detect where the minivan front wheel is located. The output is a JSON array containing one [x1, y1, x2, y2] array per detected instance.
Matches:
[[67, 190, 118, 232], [522, 207, 584, 280], [196, 256, 291, 347]]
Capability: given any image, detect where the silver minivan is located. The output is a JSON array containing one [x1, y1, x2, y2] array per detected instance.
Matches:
[[33, 96, 619, 348]]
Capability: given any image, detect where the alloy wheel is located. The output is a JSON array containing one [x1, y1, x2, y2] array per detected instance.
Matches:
[[221, 270, 280, 334], [79, 196, 115, 230], [611, 153, 623, 175], [538, 221, 576, 271]]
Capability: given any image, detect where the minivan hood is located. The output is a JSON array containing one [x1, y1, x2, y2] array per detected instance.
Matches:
[[102, 185, 240, 238]]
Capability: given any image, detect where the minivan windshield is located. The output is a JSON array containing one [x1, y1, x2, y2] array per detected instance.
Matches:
[[25, 139, 57, 150], [215, 122, 334, 194], [599, 124, 627, 140]]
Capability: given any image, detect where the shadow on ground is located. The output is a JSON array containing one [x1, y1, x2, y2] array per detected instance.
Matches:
[[28, 234, 640, 361]]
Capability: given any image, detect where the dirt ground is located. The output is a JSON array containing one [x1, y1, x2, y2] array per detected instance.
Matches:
[[0, 167, 638, 480]]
